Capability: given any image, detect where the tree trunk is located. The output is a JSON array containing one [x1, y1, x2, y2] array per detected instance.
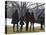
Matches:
[[5, 19, 7, 34]]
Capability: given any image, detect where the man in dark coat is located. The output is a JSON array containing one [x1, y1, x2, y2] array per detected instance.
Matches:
[[25, 9, 31, 32], [12, 10, 19, 32]]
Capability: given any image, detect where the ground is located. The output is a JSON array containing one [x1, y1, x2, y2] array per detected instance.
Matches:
[[6, 19, 45, 34], [6, 25, 45, 34]]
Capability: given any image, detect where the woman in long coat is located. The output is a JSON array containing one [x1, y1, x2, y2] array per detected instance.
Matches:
[[12, 10, 19, 32], [29, 12, 35, 32]]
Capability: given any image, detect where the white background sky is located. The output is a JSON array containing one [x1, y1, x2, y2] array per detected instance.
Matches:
[[0, 0, 46, 35]]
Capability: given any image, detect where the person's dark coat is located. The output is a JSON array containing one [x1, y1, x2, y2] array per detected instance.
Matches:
[[12, 10, 19, 24], [25, 11, 31, 22], [38, 16, 44, 25], [20, 16, 24, 25], [24, 11, 31, 27], [30, 12, 35, 23]]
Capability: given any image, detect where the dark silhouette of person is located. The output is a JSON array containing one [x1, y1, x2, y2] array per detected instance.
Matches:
[[38, 9, 45, 30], [12, 10, 19, 32], [20, 16, 24, 32], [25, 9, 31, 32], [30, 12, 35, 32], [38, 16, 44, 30]]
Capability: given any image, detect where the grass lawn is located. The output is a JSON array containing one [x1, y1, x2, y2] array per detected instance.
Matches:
[[6, 25, 45, 34]]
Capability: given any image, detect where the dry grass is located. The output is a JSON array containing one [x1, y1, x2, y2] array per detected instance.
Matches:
[[6, 25, 45, 34]]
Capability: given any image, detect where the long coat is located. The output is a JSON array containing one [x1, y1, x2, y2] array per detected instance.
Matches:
[[25, 11, 31, 23], [30, 12, 35, 23], [12, 10, 19, 24]]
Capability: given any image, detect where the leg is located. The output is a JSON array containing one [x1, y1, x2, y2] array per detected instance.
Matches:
[[13, 24, 15, 32], [17, 23, 19, 32], [30, 22, 32, 32], [33, 23, 34, 32], [20, 25, 23, 32], [41, 23, 43, 30], [26, 22, 29, 32]]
